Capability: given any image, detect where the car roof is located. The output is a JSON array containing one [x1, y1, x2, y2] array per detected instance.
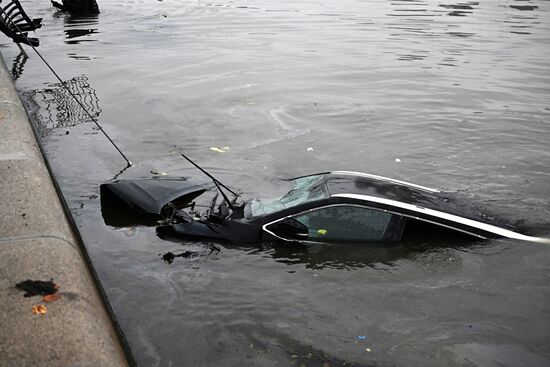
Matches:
[[292, 171, 471, 218], [325, 171, 442, 206], [303, 171, 544, 242]]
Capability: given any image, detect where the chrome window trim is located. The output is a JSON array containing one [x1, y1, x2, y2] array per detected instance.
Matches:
[[333, 193, 550, 244], [330, 171, 441, 193]]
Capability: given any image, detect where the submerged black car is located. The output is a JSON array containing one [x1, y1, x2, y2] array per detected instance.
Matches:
[[100, 170, 549, 245]]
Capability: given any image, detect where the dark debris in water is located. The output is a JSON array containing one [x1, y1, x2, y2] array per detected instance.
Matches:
[[16, 279, 58, 297], [161, 244, 221, 264], [162, 251, 194, 264]]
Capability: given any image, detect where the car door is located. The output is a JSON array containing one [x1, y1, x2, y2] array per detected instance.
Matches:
[[264, 205, 397, 243]]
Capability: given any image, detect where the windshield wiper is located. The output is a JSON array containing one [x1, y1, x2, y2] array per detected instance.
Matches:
[[181, 153, 238, 211]]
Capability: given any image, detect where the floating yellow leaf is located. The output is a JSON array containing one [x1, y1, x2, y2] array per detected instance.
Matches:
[[32, 304, 47, 315], [210, 146, 230, 153], [317, 229, 327, 236]]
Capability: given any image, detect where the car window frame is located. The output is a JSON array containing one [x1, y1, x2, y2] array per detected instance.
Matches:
[[262, 203, 402, 244]]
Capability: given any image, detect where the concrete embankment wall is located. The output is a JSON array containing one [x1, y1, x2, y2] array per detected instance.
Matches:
[[0, 52, 130, 366]]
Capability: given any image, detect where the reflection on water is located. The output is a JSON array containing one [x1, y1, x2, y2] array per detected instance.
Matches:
[[386, 0, 481, 64], [506, 0, 540, 35], [22, 75, 101, 134], [158, 235, 475, 271], [62, 14, 101, 60], [155, 234, 464, 275], [439, 2, 478, 17], [65, 26, 98, 43], [159, 240, 407, 271], [510, 4, 538, 12], [265, 242, 420, 271], [10, 52, 28, 81], [63, 14, 99, 44]]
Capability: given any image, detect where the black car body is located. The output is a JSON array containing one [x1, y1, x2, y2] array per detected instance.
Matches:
[[100, 171, 549, 245]]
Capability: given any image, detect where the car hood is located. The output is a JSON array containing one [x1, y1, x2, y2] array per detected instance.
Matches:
[[100, 177, 213, 226]]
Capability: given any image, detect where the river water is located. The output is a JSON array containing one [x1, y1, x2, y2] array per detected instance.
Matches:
[[4, 0, 550, 365]]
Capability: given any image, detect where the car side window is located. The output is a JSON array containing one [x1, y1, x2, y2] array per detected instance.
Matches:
[[293, 205, 392, 242]]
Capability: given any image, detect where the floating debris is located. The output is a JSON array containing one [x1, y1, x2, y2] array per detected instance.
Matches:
[[162, 251, 194, 264], [306, 147, 314, 152], [210, 146, 230, 153]]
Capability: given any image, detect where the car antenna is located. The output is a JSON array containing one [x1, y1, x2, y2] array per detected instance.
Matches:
[[180, 153, 237, 210]]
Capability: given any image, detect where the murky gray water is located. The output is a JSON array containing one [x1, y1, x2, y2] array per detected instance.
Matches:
[[4, 0, 550, 365]]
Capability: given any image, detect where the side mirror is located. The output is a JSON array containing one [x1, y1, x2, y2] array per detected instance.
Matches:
[[264, 217, 309, 241]]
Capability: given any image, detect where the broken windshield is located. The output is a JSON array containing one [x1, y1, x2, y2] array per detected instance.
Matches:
[[247, 175, 329, 218]]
